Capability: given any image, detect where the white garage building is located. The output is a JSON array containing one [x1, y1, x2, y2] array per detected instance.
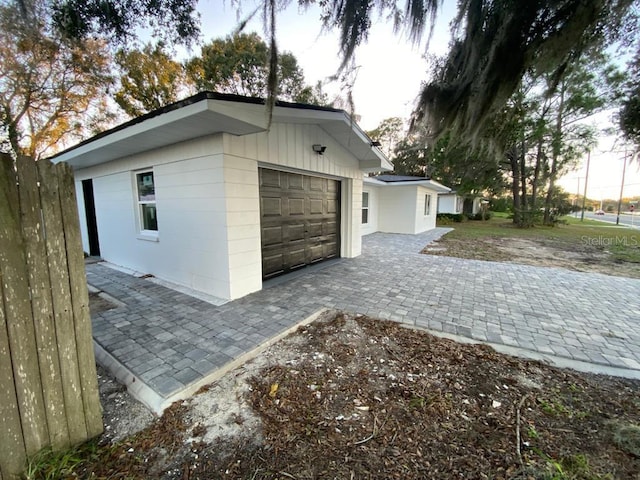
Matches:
[[53, 93, 393, 301]]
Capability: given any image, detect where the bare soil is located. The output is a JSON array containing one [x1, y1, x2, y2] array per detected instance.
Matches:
[[423, 235, 640, 278], [79, 312, 640, 480]]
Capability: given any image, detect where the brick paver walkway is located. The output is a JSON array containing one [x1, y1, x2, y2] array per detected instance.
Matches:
[[88, 229, 640, 411]]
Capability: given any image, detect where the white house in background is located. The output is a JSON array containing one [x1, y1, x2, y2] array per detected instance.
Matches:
[[361, 175, 451, 235], [52, 92, 393, 301], [437, 191, 482, 216]]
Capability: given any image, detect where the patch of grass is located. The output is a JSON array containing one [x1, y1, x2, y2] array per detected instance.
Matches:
[[532, 451, 613, 480], [612, 423, 640, 457], [24, 441, 98, 480], [434, 214, 640, 268]]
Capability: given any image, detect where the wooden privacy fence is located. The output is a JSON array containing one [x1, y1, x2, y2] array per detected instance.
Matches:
[[0, 154, 102, 479]]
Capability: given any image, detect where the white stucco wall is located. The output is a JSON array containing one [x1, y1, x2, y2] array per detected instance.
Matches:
[[376, 186, 418, 234], [414, 186, 437, 233], [74, 135, 236, 299], [361, 184, 439, 235]]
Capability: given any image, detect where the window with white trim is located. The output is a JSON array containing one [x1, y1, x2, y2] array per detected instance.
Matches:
[[362, 191, 369, 224], [424, 194, 431, 216], [136, 170, 158, 232]]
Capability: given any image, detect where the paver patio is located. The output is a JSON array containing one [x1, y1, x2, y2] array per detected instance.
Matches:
[[87, 228, 640, 412]]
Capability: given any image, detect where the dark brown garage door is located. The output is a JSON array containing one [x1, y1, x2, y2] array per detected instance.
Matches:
[[259, 168, 340, 279]]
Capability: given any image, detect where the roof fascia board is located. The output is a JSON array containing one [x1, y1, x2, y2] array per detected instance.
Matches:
[[368, 179, 451, 192], [53, 100, 213, 164]]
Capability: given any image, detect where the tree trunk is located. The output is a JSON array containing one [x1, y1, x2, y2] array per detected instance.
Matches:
[[520, 137, 528, 211], [531, 138, 543, 209], [510, 148, 522, 226], [543, 156, 558, 225], [543, 81, 566, 225]]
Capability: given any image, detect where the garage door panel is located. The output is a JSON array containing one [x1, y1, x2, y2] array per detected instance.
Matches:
[[307, 221, 323, 238], [259, 168, 340, 280], [286, 248, 306, 269], [323, 240, 338, 258], [287, 174, 304, 190], [261, 197, 282, 217], [324, 221, 337, 235], [262, 253, 284, 276], [308, 244, 325, 262], [286, 223, 306, 242], [309, 176, 324, 191], [288, 197, 305, 215], [309, 198, 323, 215], [261, 169, 281, 188], [262, 226, 283, 246]]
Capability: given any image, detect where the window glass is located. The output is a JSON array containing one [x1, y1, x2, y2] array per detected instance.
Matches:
[[137, 172, 155, 201], [136, 171, 158, 232], [424, 194, 431, 216], [362, 192, 369, 224]]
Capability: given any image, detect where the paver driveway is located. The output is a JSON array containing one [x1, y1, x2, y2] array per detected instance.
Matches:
[[87, 229, 640, 412]]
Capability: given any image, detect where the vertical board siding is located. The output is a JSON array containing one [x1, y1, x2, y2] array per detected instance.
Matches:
[[0, 154, 102, 479]]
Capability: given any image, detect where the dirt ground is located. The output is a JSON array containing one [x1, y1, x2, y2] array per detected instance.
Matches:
[[423, 235, 640, 279], [76, 311, 640, 480]]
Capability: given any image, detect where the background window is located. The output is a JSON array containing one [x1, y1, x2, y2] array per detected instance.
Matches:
[[424, 194, 431, 216], [362, 191, 369, 224], [137, 171, 158, 231]]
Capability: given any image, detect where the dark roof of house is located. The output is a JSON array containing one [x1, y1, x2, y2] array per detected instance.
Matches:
[[372, 175, 431, 183], [50, 91, 345, 160]]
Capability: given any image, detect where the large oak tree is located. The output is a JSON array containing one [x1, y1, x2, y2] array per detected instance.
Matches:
[[0, 0, 113, 159]]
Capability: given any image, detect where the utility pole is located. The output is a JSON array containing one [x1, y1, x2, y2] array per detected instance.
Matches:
[[616, 150, 628, 225], [580, 150, 590, 221], [575, 177, 580, 218]]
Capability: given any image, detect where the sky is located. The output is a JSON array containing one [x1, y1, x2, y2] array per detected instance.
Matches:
[[180, 0, 640, 199]]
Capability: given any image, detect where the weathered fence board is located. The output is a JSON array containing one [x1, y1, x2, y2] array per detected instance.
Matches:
[[0, 261, 26, 480], [16, 157, 70, 449], [59, 162, 103, 438], [36, 159, 88, 444], [0, 154, 102, 479], [0, 156, 50, 453]]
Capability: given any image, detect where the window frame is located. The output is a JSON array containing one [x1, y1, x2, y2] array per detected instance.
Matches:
[[362, 191, 370, 225], [135, 169, 159, 237], [424, 193, 431, 216]]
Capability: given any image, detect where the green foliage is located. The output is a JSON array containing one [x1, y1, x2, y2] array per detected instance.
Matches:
[[186, 32, 327, 105], [619, 49, 640, 146], [490, 197, 511, 213], [612, 423, 640, 457], [315, 0, 440, 71], [50, 0, 199, 46], [114, 42, 190, 117], [24, 441, 98, 480], [366, 117, 404, 158], [392, 133, 508, 196], [0, 1, 113, 158], [467, 211, 493, 221], [436, 213, 465, 223], [411, 0, 633, 141]]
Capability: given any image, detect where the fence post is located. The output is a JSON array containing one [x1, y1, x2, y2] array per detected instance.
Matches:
[[0, 154, 103, 479]]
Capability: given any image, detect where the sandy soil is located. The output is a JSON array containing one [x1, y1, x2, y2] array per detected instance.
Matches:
[[423, 236, 640, 279], [81, 311, 640, 480]]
